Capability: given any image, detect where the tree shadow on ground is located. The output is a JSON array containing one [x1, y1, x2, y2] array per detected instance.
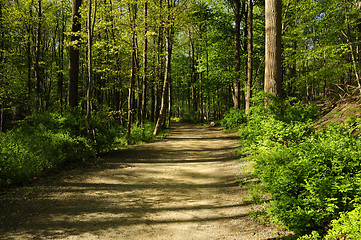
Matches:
[[0, 123, 288, 239]]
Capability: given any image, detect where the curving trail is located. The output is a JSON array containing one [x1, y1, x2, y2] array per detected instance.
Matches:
[[0, 123, 290, 240]]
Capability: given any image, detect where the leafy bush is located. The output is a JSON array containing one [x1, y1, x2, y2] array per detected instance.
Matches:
[[125, 121, 161, 145], [324, 205, 361, 240], [179, 109, 200, 123], [254, 121, 361, 234], [298, 205, 361, 239], [221, 108, 247, 129], [237, 96, 361, 236], [0, 126, 94, 186], [0, 110, 169, 187]]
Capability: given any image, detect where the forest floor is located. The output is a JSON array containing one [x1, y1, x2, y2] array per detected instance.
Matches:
[[0, 123, 292, 240]]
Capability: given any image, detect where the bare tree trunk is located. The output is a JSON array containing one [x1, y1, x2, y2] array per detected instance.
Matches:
[[34, 0, 43, 111], [343, 9, 361, 95], [233, 0, 245, 109], [245, 0, 253, 114], [68, 0, 82, 108], [86, 0, 97, 140], [58, 4, 66, 114], [127, 3, 137, 139], [264, 0, 282, 96], [154, 0, 172, 136], [141, 2, 148, 126], [167, 71, 172, 127], [190, 38, 197, 113]]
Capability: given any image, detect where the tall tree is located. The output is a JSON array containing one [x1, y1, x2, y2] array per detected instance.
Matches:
[[86, 0, 97, 140], [141, 1, 148, 126], [264, 0, 282, 96], [154, 0, 173, 136], [34, 0, 43, 111], [68, 0, 82, 108], [245, 0, 253, 114], [127, 3, 138, 139], [233, 0, 244, 109]]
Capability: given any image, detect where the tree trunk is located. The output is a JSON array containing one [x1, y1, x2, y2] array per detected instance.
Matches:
[[154, 0, 172, 136], [245, 0, 253, 114], [34, 0, 43, 111], [233, 0, 243, 109], [58, 5, 66, 114], [68, 0, 82, 108], [141, 2, 148, 126], [167, 69, 172, 127], [127, 3, 137, 139], [86, 0, 97, 140], [190, 38, 197, 113], [264, 0, 282, 96]]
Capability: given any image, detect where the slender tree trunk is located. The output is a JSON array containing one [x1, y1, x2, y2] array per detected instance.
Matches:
[[154, 0, 172, 136], [86, 0, 97, 140], [141, 2, 148, 126], [167, 70, 172, 127], [34, 0, 43, 111], [343, 10, 361, 95], [233, 0, 244, 109], [245, 0, 253, 114], [264, 0, 282, 96], [190, 38, 197, 113], [68, 0, 82, 108], [58, 5, 66, 114], [127, 3, 137, 139]]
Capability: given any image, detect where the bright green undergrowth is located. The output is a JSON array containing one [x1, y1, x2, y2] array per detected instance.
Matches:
[[0, 111, 163, 187], [224, 95, 361, 239]]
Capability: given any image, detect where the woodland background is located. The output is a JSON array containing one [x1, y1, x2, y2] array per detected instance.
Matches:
[[2, 0, 361, 239]]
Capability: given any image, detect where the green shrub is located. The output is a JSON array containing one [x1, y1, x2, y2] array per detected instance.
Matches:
[[179, 110, 199, 123], [324, 205, 361, 240], [0, 111, 167, 187], [0, 125, 94, 186], [126, 122, 157, 145], [254, 121, 361, 235], [237, 96, 361, 236], [221, 108, 247, 129], [298, 205, 361, 239]]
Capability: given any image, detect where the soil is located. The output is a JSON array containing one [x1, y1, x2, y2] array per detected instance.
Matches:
[[0, 123, 292, 240]]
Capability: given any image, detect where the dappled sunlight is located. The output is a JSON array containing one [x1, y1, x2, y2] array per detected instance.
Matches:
[[0, 124, 290, 240]]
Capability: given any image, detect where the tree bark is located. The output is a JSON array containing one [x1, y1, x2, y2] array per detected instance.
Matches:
[[127, 3, 137, 139], [154, 0, 172, 136], [86, 0, 97, 140], [245, 0, 253, 114], [141, 2, 148, 126], [233, 0, 245, 109], [34, 0, 43, 111], [68, 0, 82, 108], [264, 0, 282, 96]]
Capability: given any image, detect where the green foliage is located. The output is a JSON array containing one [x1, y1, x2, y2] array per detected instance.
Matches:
[[238, 97, 361, 236], [179, 108, 200, 123], [0, 113, 95, 186], [221, 108, 246, 129], [123, 121, 161, 145], [298, 205, 361, 239], [324, 205, 361, 240], [0, 111, 163, 187]]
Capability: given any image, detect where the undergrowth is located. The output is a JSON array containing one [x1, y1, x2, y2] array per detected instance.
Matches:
[[224, 94, 361, 239], [0, 110, 165, 187]]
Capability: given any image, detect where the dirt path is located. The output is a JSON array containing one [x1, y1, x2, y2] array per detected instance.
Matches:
[[0, 123, 290, 240]]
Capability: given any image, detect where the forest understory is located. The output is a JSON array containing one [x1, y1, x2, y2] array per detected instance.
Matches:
[[0, 123, 292, 240], [2, 0, 361, 239]]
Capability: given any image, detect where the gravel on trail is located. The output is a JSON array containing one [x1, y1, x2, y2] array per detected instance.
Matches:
[[0, 123, 292, 240]]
